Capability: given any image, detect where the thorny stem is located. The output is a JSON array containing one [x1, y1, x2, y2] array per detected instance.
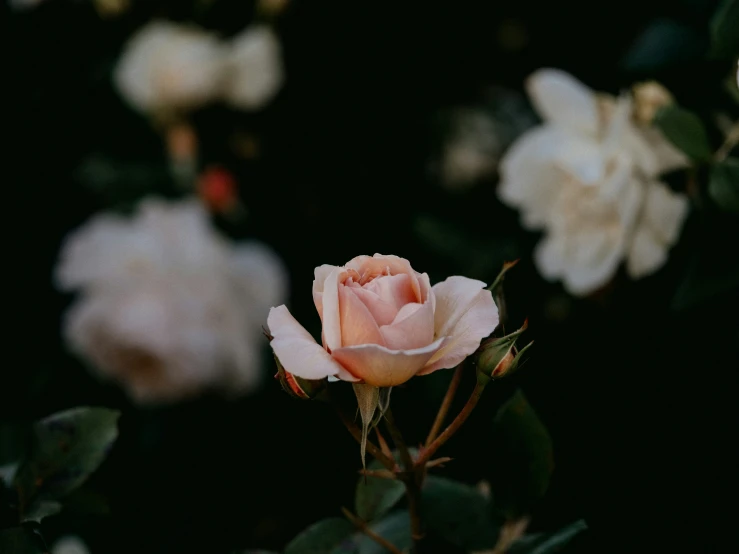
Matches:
[[341, 507, 404, 554], [425, 363, 465, 446], [384, 408, 425, 552], [383, 409, 414, 471], [415, 377, 488, 468], [334, 404, 396, 471]]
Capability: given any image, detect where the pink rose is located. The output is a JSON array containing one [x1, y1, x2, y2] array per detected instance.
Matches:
[[267, 254, 499, 387]]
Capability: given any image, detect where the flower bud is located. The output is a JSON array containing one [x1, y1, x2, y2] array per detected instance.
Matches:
[[197, 166, 239, 214], [272, 352, 327, 400], [476, 319, 532, 379], [632, 81, 674, 125]]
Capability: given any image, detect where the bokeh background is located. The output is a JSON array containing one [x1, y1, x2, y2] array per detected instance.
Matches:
[[6, 0, 739, 553]]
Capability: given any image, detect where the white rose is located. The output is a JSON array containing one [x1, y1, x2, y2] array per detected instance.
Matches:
[[498, 69, 689, 295], [114, 21, 225, 113], [52, 536, 90, 554], [55, 198, 288, 403], [221, 25, 284, 110]]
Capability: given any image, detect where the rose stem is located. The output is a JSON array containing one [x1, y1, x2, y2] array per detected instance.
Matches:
[[415, 377, 488, 468], [425, 362, 465, 446], [334, 404, 396, 471], [384, 408, 425, 552], [341, 507, 404, 554]]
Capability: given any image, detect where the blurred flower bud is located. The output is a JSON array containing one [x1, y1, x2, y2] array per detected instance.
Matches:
[[197, 166, 239, 214], [273, 353, 327, 400], [632, 81, 674, 125], [477, 320, 532, 379]]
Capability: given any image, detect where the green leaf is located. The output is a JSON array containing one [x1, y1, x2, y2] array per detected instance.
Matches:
[[354, 511, 411, 554], [285, 517, 355, 554], [489, 391, 554, 518], [509, 520, 588, 554], [709, 158, 739, 213], [0, 526, 48, 554], [654, 105, 713, 162], [622, 18, 707, 71], [14, 407, 120, 507], [421, 476, 499, 549], [22, 501, 61, 523], [355, 466, 405, 522], [710, 0, 739, 59]]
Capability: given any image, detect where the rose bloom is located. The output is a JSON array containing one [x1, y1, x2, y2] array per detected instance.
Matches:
[[498, 69, 689, 295], [114, 20, 225, 114], [56, 198, 288, 403], [268, 254, 499, 387], [221, 25, 284, 110]]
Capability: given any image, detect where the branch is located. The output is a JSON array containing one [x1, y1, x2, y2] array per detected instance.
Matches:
[[341, 507, 404, 554]]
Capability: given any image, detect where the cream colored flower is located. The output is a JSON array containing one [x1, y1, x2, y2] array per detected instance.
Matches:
[[498, 69, 689, 295], [52, 536, 90, 554], [56, 198, 288, 403], [439, 110, 501, 190], [114, 21, 225, 113], [221, 25, 284, 110]]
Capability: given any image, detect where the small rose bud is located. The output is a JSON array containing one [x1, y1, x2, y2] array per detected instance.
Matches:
[[477, 319, 532, 379], [197, 166, 239, 214], [271, 348, 327, 400], [632, 81, 674, 125]]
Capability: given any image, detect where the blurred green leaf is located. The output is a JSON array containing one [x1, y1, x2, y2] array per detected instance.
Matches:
[[0, 526, 48, 554], [489, 390, 554, 518], [710, 0, 739, 58], [509, 520, 588, 554], [353, 511, 411, 554], [0, 423, 31, 468], [622, 18, 707, 71], [284, 517, 355, 554], [21, 501, 61, 524], [14, 407, 120, 509], [421, 476, 499, 549], [709, 158, 739, 213], [654, 106, 713, 162], [355, 471, 405, 522]]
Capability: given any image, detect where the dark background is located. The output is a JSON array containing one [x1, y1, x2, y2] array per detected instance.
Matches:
[[6, 0, 739, 552]]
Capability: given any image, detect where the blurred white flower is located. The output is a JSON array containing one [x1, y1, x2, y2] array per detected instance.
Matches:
[[55, 198, 288, 404], [52, 536, 90, 554], [114, 21, 226, 114], [498, 69, 689, 295], [222, 25, 284, 110], [113, 20, 284, 115]]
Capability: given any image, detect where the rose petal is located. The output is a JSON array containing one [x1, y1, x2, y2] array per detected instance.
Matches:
[[320, 267, 343, 352], [364, 273, 417, 311], [380, 301, 435, 351], [347, 285, 399, 326], [267, 305, 346, 380], [641, 181, 689, 246], [338, 284, 385, 347], [332, 338, 445, 387], [346, 254, 422, 302], [312, 264, 338, 320], [421, 277, 498, 373], [626, 225, 668, 279], [525, 69, 599, 136]]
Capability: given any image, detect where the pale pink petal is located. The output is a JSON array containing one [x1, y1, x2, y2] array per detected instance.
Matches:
[[338, 284, 385, 347], [332, 338, 445, 387], [380, 301, 435, 350], [312, 264, 338, 320], [421, 277, 498, 373], [364, 273, 417, 310], [347, 285, 399, 326], [346, 254, 422, 302], [525, 69, 599, 136], [267, 305, 345, 380], [320, 267, 343, 352]]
